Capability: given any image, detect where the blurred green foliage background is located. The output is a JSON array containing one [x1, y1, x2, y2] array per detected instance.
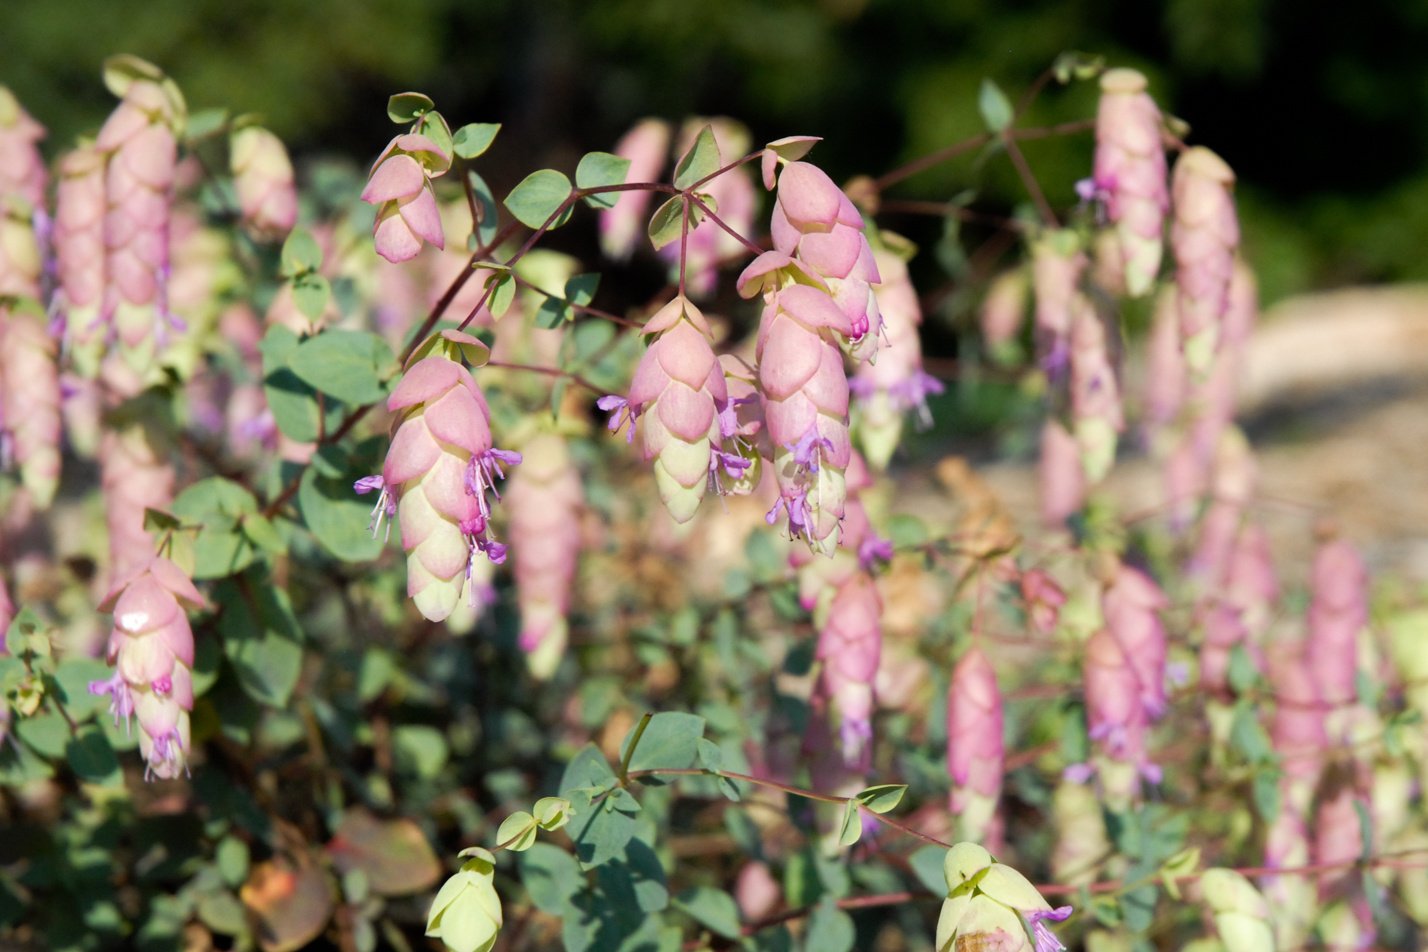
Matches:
[[5, 0, 1427, 306]]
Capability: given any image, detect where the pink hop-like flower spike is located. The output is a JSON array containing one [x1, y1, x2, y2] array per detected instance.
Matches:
[[504, 432, 583, 680], [1171, 146, 1238, 375], [0, 306, 62, 508], [1068, 295, 1123, 484], [1076, 626, 1159, 809], [850, 245, 943, 470], [738, 253, 854, 555], [1142, 288, 1186, 446], [0, 87, 46, 301], [97, 75, 182, 374], [980, 269, 1028, 352], [361, 133, 448, 263], [947, 646, 1005, 844], [1102, 564, 1169, 720], [1038, 418, 1085, 529], [100, 421, 176, 582], [1021, 569, 1067, 636], [600, 296, 738, 523], [1030, 230, 1085, 379], [54, 144, 111, 375], [369, 348, 519, 622], [1307, 536, 1368, 712], [0, 87, 47, 208], [811, 569, 882, 771], [769, 160, 881, 347], [89, 556, 206, 780], [661, 118, 757, 298], [599, 118, 671, 262], [1091, 69, 1168, 297], [231, 126, 297, 242], [1186, 427, 1255, 584]]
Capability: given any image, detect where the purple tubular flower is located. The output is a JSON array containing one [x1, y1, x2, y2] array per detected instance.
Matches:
[[1027, 906, 1075, 952]]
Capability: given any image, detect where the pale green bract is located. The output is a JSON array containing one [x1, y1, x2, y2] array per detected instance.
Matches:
[[426, 848, 503, 952]]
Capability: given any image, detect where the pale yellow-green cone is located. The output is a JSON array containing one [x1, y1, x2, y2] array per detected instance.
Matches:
[[426, 848, 502, 952], [1199, 869, 1275, 951], [1051, 780, 1110, 887], [938, 844, 1072, 952]]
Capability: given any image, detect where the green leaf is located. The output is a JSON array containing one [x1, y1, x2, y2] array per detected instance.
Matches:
[[217, 836, 251, 888], [1226, 643, 1258, 694], [452, 122, 500, 159], [393, 724, 448, 779], [576, 151, 632, 209], [519, 844, 583, 915], [909, 845, 947, 896], [1229, 700, 1272, 764], [672, 886, 741, 939], [497, 811, 539, 852], [291, 273, 330, 321], [52, 657, 116, 721], [387, 91, 434, 124], [299, 466, 384, 564], [804, 897, 854, 952], [504, 169, 574, 230], [466, 171, 500, 248], [172, 478, 262, 579], [836, 799, 861, 848], [280, 229, 323, 277], [695, 737, 723, 772], [621, 712, 705, 773], [486, 272, 516, 319], [15, 710, 68, 759], [978, 78, 1015, 133], [566, 272, 600, 310], [560, 743, 618, 795], [646, 196, 685, 251], [1053, 51, 1106, 84], [65, 727, 122, 786], [569, 794, 637, 869], [533, 797, 573, 832], [288, 329, 392, 406], [854, 784, 907, 815], [215, 574, 304, 707], [261, 325, 337, 443], [672, 124, 720, 190]]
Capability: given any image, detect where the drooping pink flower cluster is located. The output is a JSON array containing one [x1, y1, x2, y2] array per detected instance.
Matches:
[[504, 432, 583, 679], [599, 118, 671, 262], [850, 245, 943, 470], [1030, 229, 1085, 378], [0, 86, 46, 298], [1306, 536, 1368, 718], [361, 133, 449, 263], [53, 144, 110, 373], [979, 269, 1027, 354], [1199, 519, 1276, 699], [1089, 68, 1167, 297], [947, 646, 1005, 846], [230, 125, 297, 242], [1038, 418, 1085, 529], [734, 158, 879, 555], [88, 556, 206, 780], [96, 71, 182, 374], [599, 296, 744, 523], [359, 344, 519, 622], [795, 455, 889, 786], [100, 422, 177, 582], [1068, 296, 1122, 484], [1, 306, 62, 508], [1101, 564, 1169, 720], [1170, 146, 1238, 375]]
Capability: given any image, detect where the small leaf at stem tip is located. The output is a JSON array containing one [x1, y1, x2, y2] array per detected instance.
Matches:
[[854, 783, 907, 815], [387, 91, 434, 124], [978, 78, 1015, 133], [452, 122, 500, 159], [292, 273, 330, 321], [837, 799, 862, 848], [437, 329, 490, 368], [496, 811, 539, 852], [533, 797, 572, 832], [1052, 51, 1106, 84], [486, 271, 516, 319], [647, 195, 684, 250], [565, 272, 600, 309], [504, 168, 574, 230], [280, 228, 322, 277], [576, 151, 633, 209], [673, 124, 720, 190]]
